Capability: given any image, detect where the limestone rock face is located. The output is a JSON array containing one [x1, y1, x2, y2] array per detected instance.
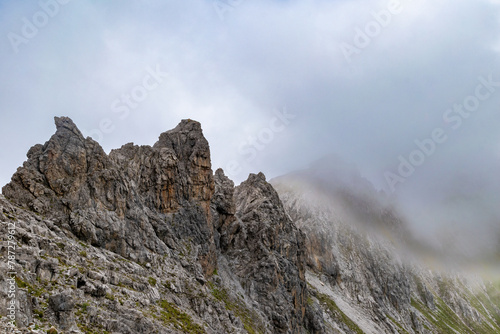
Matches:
[[223, 172, 309, 333], [109, 119, 216, 275], [3, 117, 111, 215], [0, 194, 238, 334], [1, 117, 316, 334], [3, 117, 215, 273], [153, 119, 214, 209]]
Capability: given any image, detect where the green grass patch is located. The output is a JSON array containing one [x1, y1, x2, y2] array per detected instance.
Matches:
[[412, 297, 477, 334], [386, 314, 409, 334], [462, 288, 500, 334], [15, 276, 44, 297], [33, 309, 44, 320], [209, 282, 264, 334], [75, 302, 90, 317], [158, 300, 205, 334], [148, 277, 157, 286], [78, 241, 89, 249], [317, 293, 364, 334]]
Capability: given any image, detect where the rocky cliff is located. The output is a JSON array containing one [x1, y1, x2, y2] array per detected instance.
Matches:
[[0, 117, 318, 334], [1, 117, 499, 334]]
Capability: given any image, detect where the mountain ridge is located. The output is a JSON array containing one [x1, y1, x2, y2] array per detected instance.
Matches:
[[1, 117, 499, 334], [1, 116, 320, 333]]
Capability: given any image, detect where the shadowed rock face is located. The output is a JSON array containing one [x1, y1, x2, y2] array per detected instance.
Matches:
[[211, 170, 318, 333], [223, 172, 309, 333]]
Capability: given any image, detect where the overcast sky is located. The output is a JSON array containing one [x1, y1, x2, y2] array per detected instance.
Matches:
[[1, 0, 500, 244]]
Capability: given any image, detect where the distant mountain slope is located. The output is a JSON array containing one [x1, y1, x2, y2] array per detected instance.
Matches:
[[271, 157, 500, 334]]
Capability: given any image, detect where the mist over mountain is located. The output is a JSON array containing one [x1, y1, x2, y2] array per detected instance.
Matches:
[[270, 153, 500, 334], [392, 168, 500, 263], [272, 154, 500, 269], [272, 154, 402, 233]]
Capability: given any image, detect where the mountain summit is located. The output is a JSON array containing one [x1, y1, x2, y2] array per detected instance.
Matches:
[[0, 117, 318, 333]]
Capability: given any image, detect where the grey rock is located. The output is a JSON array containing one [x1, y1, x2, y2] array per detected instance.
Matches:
[[0, 117, 317, 334], [2, 117, 499, 334], [49, 291, 74, 312], [221, 172, 311, 333]]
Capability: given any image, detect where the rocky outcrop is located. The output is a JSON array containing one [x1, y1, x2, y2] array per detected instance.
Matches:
[[222, 172, 309, 333], [109, 119, 216, 275], [3, 117, 215, 274], [211, 168, 236, 252], [0, 194, 240, 334], [1, 117, 316, 333]]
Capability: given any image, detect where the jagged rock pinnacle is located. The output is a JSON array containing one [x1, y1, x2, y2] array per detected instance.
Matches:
[[1, 116, 318, 334], [54, 116, 84, 139], [3, 117, 216, 270]]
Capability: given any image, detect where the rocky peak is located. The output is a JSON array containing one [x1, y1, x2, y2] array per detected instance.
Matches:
[[3, 117, 215, 270], [154, 119, 211, 172], [221, 172, 310, 333], [154, 118, 214, 208], [5, 117, 496, 334], [54, 116, 85, 138], [1, 117, 321, 333], [10, 117, 436, 334], [155, 119, 204, 149], [3, 116, 108, 213]]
